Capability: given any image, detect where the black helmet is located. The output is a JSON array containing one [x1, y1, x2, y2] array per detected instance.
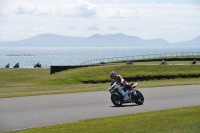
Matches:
[[110, 71, 117, 79]]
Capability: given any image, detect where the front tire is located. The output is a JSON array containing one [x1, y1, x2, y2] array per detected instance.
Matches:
[[111, 93, 123, 107], [135, 90, 144, 105]]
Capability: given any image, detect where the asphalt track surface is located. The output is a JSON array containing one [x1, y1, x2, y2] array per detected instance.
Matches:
[[0, 85, 200, 132]]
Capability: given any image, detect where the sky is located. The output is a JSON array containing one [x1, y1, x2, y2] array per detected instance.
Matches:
[[0, 0, 200, 43]]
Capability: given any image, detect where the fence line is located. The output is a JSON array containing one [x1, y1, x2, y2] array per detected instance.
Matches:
[[80, 52, 200, 65]]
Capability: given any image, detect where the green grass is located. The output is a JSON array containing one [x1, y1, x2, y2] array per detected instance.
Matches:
[[47, 64, 200, 84], [1, 64, 200, 98], [1, 64, 200, 84], [2, 62, 200, 132], [9, 106, 200, 133]]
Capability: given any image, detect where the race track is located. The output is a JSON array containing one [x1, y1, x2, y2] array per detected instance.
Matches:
[[0, 85, 200, 132]]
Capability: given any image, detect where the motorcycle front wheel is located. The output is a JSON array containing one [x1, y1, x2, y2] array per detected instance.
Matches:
[[111, 93, 123, 107], [135, 90, 144, 105]]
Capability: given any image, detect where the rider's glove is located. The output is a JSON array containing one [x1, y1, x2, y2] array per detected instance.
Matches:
[[120, 83, 124, 86]]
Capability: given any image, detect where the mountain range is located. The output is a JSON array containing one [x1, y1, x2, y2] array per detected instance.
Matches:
[[0, 33, 199, 47]]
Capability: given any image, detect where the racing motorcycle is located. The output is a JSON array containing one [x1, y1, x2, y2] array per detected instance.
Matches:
[[108, 82, 144, 107]]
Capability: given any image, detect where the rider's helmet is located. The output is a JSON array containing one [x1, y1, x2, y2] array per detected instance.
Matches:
[[110, 71, 117, 79]]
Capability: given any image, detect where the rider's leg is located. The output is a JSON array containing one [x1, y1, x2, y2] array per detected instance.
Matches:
[[126, 84, 137, 96], [130, 88, 137, 96]]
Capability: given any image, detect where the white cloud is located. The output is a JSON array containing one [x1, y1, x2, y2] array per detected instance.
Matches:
[[108, 25, 120, 30], [1, 1, 200, 20], [32, 27, 46, 31], [128, 27, 138, 31], [66, 26, 77, 30], [70, 1, 98, 18], [87, 25, 100, 30], [0, 1, 98, 18], [160, 25, 200, 30]]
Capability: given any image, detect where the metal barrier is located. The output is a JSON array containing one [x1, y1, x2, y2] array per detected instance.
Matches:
[[80, 52, 200, 65]]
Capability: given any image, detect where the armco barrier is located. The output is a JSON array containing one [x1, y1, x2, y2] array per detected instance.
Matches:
[[50, 65, 99, 74]]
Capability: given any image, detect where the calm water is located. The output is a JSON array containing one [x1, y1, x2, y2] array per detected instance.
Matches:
[[0, 47, 200, 68]]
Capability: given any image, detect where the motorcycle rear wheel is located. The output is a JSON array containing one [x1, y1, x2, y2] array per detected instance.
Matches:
[[111, 93, 123, 107]]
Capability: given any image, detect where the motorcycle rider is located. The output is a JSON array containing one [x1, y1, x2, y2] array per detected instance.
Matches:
[[109, 71, 137, 99]]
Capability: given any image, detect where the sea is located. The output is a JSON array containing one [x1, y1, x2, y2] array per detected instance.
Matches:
[[0, 47, 200, 68]]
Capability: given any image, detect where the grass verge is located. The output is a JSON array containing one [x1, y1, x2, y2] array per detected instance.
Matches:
[[1, 64, 200, 98], [9, 106, 200, 133], [1, 78, 200, 98]]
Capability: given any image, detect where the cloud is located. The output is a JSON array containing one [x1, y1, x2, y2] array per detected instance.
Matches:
[[0, 1, 98, 18], [99, 3, 200, 20], [87, 25, 100, 30], [0, 1, 200, 20], [128, 27, 138, 31], [66, 26, 77, 30], [32, 27, 46, 31], [70, 1, 98, 18], [108, 25, 120, 30], [160, 25, 200, 30]]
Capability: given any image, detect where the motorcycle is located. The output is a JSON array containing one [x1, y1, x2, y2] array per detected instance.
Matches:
[[108, 82, 144, 107], [34, 63, 41, 68]]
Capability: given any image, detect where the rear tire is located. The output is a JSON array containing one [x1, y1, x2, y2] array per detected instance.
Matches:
[[111, 93, 123, 107], [135, 90, 144, 105]]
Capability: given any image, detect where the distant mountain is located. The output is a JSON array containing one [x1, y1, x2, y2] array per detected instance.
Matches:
[[172, 36, 200, 46], [0, 33, 199, 47]]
